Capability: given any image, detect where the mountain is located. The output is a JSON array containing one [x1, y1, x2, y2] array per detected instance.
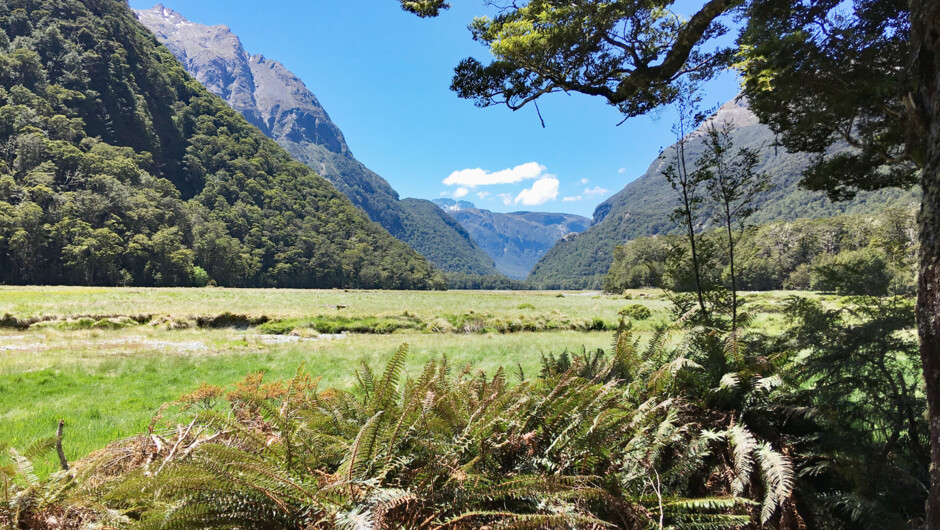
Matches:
[[433, 200, 591, 280], [136, 5, 498, 277], [434, 198, 477, 212], [0, 0, 440, 289], [528, 99, 919, 289]]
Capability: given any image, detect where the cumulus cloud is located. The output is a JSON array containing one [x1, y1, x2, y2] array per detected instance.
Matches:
[[453, 187, 469, 198], [443, 162, 547, 188], [618, 167, 627, 174], [583, 186, 609, 196], [476, 191, 491, 200], [579, 178, 590, 185], [515, 177, 559, 206], [497, 193, 514, 205], [562, 196, 582, 202]]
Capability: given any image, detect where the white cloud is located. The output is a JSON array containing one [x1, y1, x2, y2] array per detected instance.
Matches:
[[515, 177, 559, 206], [562, 196, 582, 202], [579, 178, 589, 185], [439, 191, 448, 197], [583, 186, 609, 196], [618, 167, 627, 174], [453, 187, 469, 198], [477, 191, 491, 200], [497, 193, 514, 205], [444, 162, 547, 188]]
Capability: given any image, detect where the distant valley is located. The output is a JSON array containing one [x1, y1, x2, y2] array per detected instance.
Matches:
[[433, 200, 590, 280]]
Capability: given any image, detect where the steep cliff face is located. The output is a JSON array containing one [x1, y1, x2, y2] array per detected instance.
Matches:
[[433, 200, 590, 280], [137, 5, 348, 155], [528, 99, 919, 288], [136, 5, 499, 276]]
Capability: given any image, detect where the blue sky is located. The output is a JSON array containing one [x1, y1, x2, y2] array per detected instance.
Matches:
[[129, 1, 741, 217]]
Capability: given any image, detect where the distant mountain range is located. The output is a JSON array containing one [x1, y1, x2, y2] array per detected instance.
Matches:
[[136, 5, 498, 277], [433, 200, 590, 280], [528, 99, 920, 288]]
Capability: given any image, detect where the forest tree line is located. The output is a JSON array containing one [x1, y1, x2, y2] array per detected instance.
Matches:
[[0, 0, 443, 290], [604, 206, 919, 296]]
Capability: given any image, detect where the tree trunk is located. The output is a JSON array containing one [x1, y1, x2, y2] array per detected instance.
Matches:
[[911, 0, 940, 524], [678, 138, 708, 318]]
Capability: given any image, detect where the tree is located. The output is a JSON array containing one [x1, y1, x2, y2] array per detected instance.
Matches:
[[447, 0, 742, 118], [401, 0, 940, 520], [910, 3, 940, 522], [736, 0, 918, 200], [696, 119, 771, 330], [662, 85, 711, 319]]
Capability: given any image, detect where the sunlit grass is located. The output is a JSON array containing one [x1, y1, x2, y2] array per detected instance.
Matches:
[[0, 287, 834, 476]]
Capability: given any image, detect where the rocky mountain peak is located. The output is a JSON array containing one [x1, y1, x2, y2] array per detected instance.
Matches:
[[433, 199, 477, 212], [136, 5, 349, 156]]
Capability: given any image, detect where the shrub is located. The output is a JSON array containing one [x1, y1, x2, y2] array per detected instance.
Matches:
[[810, 248, 892, 296], [619, 304, 652, 320], [191, 266, 211, 287]]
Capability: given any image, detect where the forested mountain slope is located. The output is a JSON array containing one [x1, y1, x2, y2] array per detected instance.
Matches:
[[136, 5, 498, 277], [433, 199, 590, 279], [0, 0, 441, 288], [528, 99, 919, 289]]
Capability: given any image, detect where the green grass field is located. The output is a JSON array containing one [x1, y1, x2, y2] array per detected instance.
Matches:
[[0, 286, 808, 475]]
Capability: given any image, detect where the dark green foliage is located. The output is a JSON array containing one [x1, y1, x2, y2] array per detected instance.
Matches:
[[810, 249, 892, 296], [603, 235, 670, 292], [738, 0, 918, 200], [0, 0, 441, 289], [444, 272, 531, 290], [784, 296, 927, 527], [605, 208, 918, 295]]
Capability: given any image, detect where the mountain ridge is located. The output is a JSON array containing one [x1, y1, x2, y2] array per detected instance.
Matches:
[[528, 98, 919, 288], [136, 5, 499, 277]]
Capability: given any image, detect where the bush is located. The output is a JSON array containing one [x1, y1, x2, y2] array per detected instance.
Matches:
[[810, 248, 892, 296], [619, 304, 652, 320], [784, 263, 812, 290], [191, 266, 211, 287]]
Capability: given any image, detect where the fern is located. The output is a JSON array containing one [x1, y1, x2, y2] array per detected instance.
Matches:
[[756, 442, 794, 523]]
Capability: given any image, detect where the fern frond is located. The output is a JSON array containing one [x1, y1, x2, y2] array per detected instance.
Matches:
[[8, 448, 38, 487], [373, 344, 409, 412], [727, 425, 757, 497], [340, 411, 385, 482], [756, 443, 794, 523]]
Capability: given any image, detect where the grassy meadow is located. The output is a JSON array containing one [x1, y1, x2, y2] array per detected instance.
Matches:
[[0, 286, 805, 476]]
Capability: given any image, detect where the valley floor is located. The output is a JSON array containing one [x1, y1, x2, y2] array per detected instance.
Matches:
[[0, 286, 802, 476]]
